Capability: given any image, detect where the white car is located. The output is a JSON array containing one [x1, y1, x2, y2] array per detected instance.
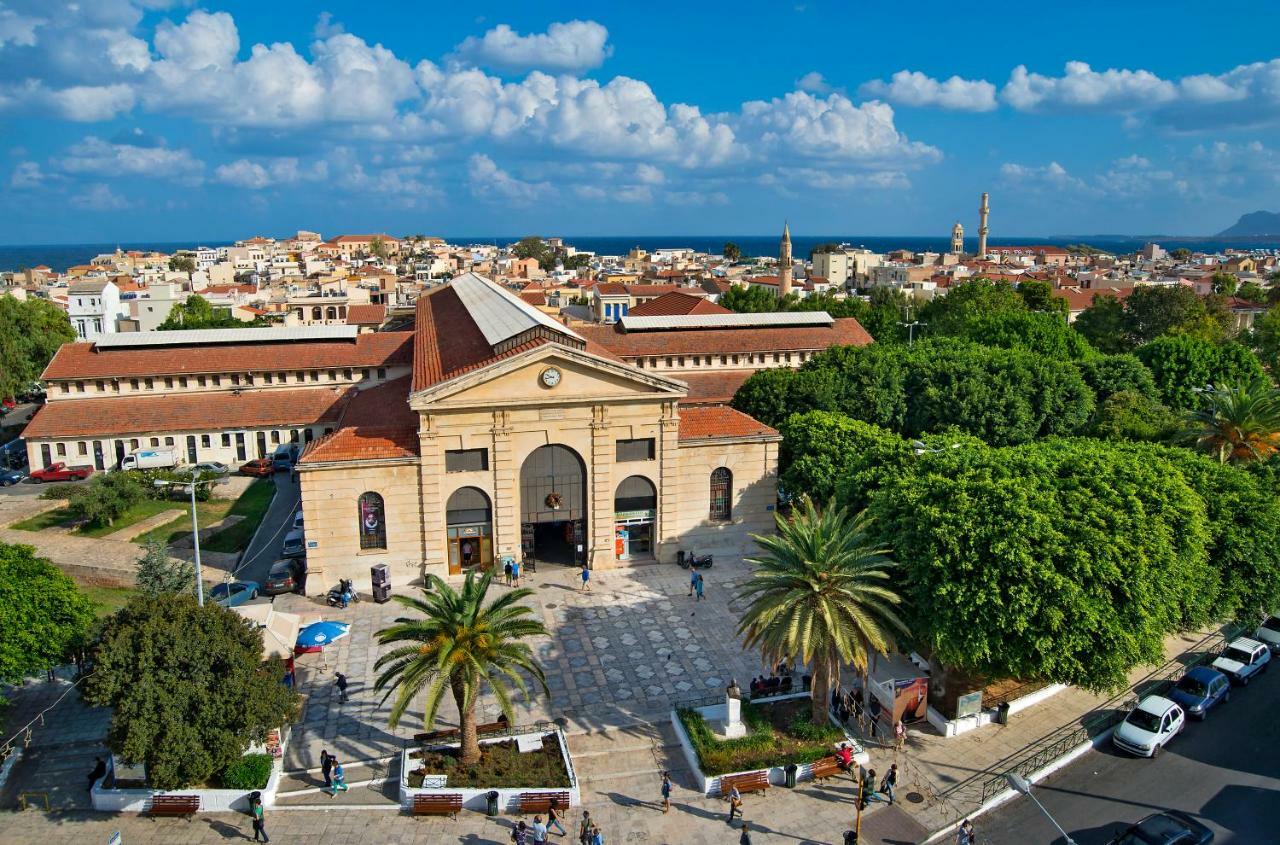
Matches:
[[1212, 636, 1272, 685], [1253, 613, 1280, 655], [1112, 695, 1184, 758]]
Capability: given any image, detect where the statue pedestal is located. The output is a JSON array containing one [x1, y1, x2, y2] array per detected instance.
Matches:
[[711, 696, 747, 739]]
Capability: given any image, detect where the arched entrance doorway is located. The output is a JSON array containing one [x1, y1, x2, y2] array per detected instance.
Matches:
[[446, 487, 493, 575], [614, 475, 657, 561], [520, 444, 586, 565]]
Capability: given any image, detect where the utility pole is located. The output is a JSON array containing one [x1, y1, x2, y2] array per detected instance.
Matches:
[[900, 305, 926, 347]]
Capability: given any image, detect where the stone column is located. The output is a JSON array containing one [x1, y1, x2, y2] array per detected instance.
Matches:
[[589, 404, 614, 569], [656, 401, 681, 563], [417, 412, 446, 581], [490, 409, 520, 565]]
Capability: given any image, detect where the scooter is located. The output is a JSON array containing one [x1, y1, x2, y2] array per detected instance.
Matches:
[[326, 578, 360, 607], [678, 551, 713, 569]]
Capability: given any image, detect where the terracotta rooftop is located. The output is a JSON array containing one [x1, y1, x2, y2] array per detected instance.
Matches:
[[674, 371, 756, 405], [575, 317, 872, 357], [346, 304, 387, 325], [678, 405, 778, 441], [1051, 286, 1135, 312], [520, 291, 547, 307], [300, 376, 419, 464], [627, 291, 729, 318], [24, 387, 351, 439], [42, 331, 413, 380]]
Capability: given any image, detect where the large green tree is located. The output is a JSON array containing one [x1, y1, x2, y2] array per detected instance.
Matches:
[[1249, 302, 1280, 371], [158, 294, 262, 331], [1135, 335, 1265, 410], [83, 595, 297, 788], [720, 284, 787, 313], [1123, 285, 1230, 345], [779, 412, 911, 505], [0, 542, 95, 685], [373, 571, 549, 765], [0, 295, 75, 400], [919, 278, 1026, 337], [1074, 353, 1159, 402], [950, 310, 1095, 360], [1072, 293, 1128, 353], [135, 538, 195, 596], [738, 499, 906, 723], [1088, 391, 1182, 443], [66, 472, 145, 527]]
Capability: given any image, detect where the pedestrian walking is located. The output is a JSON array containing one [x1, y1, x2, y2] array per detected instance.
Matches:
[[956, 819, 975, 845], [694, 572, 705, 601], [335, 672, 348, 703], [727, 784, 742, 821], [547, 798, 568, 835], [894, 719, 907, 751], [868, 696, 881, 737], [578, 810, 593, 845], [512, 557, 522, 587], [590, 825, 604, 845], [881, 763, 898, 805], [330, 760, 349, 796], [853, 686, 864, 716], [689, 568, 698, 597], [87, 757, 106, 792], [250, 793, 270, 842], [580, 564, 591, 591], [661, 770, 672, 813], [860, 768, 880, 808], [739, 822, 752, 845], [531, 815, 549, 844], [504, 558, 514, 586], [511, 820, 529, 844], [320, 749, 333, 789]]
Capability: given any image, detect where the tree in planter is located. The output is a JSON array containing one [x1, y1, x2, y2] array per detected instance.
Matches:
[[135, 538, 194, 596], [0, 542, 95, 685], [737, 498, 907, 725], [82, 595, 297, 789], [373, 571, 549, 766], [1181, 377, 1280, 464]]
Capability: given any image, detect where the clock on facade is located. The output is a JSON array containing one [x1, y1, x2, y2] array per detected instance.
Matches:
[[539, 367, 562, 388]]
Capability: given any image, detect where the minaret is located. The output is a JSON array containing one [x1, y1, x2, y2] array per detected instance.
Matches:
[[779, 221, 793, 297], [951, 221, 964, 256], [978, 192, 989, 257]]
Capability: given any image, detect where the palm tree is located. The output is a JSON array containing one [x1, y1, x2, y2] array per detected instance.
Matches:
[[1182, 377, 1280, 463], [737, 497, 907, 724], [373, 571, 549, 765]]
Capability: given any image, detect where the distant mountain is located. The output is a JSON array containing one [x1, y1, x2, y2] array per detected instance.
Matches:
[[1218, 210, 1280, 237]]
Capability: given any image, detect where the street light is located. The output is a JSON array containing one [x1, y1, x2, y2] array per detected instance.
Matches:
[[153, 467, 226, 607], [911, 441, 962, 457], [1005, 773, 1077, 845]]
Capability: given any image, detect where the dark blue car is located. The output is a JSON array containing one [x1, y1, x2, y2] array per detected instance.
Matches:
[[1168, 666, 1230, 720], [0, 467, 26, 486]]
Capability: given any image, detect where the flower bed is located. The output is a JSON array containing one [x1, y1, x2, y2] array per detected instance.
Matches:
[[677, 696, 844, 774], [406, 734, 571, 789]]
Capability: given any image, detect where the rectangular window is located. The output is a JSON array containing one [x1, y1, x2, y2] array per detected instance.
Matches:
[[310, 371, 319, 382], [221, 433, 231, 447], [328, 369, 337, 381], [361, 368, 370, 380], [296, 371, 305, 382], [231, 374, 241, 386], [665, 357, 672, 367], [198, 375, 207, 387], [445, 448, 489, 473], [130, 439, 140, 450], [202, 435, 211, 448], [377, 368, 387, 379], [78, 442, 88, 456], [130, 379, 139, 390], [616, 438, 656, 462], [150, 438, 159, 447], [343, 368, 352, 380], [164, 377, 174, 389], [212, 375, 221, 387], [164, 437, 174, 446], [96, 380, 105, 392], [271, 430, 281, 445], [264, 372, 273, 384], [179, 377, 188, 388], [145, 377, 154, 389], [56, 443, 66, 457]]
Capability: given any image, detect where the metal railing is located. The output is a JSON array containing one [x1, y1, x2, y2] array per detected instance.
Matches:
[[982, 680, 1053, 710]]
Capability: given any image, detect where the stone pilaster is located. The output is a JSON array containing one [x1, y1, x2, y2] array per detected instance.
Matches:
[[490, 409, 520, 563], [657, 400, 681, 563], [589, 404, 614, 569], [417, 412, 446, 581]]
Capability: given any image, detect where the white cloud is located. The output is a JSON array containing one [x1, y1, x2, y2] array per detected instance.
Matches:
[[9, 160, 43, 189], [999, 160, 1097, 195], [313, 11, 344, 40], [738, 91, 940, 163], [663, 190, 729, 206], [635, 163, 664, 184], [48, 83, 136, 121], [1003, 62, 1177, 111], [57, 135, 203, 184], [71, 182, 129, 210], [774, 167, 911, 191], [452, 20, 611, 74], [796, 72, 830, 94], [860, 70, 997, 112], [467, 153, 549, 203], [0, 8, 44, 48], [214, 157, 327, 189]]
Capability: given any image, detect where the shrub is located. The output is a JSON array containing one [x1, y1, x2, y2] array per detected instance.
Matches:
[[220, 753, 274, 790], [66, 472, 145, 527], [677, 699, 844, 775]]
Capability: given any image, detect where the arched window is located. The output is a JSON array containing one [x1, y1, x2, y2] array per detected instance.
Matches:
[[311, 306, 322, 320], [709, 467, 732, 522], [326, 306, 337, 320], [357, 492, 387, 550]]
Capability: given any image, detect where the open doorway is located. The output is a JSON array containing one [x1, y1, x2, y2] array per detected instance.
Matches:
[[520, 444, 587, 566]]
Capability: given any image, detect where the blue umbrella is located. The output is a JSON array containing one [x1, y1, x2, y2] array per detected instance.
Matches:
[[296, 621, 350, 648]]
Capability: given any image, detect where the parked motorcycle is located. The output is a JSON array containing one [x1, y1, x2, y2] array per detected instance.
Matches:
[[326, 578, 360, 607], [678, 550, 713, 569]]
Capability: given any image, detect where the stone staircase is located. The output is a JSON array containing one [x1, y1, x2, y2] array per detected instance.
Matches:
[[273, 754, 401, 808], [566, 719, 694, 806]]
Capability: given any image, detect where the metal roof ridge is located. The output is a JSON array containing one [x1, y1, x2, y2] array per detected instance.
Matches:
[[448, 272, 584, 347]]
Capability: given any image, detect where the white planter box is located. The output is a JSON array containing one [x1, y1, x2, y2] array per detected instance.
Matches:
[[670, 691, 868, 796], [927, 683, 1067, 738], [398, 727, 581, 814], [91, 757, 284, 813]]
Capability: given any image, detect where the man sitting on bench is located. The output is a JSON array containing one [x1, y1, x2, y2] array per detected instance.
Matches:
[[836, 743, 855, 772]]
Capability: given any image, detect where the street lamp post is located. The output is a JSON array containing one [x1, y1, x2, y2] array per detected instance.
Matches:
[[153, 468, 224, 606], [1005, 773, 1077, 845]]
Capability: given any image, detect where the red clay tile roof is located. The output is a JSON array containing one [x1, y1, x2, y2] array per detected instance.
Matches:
[[300, 376, 419, 463], [627, 291, 730, 318], [25, 387, 351, 439], [625, 284, 684, 297], [520, 291, 547, 307], [346, 304, 387, 325], [675, 371, 756, 405], [678, 405, 778, 441], [411, 286, 551, 392], [42, 331, 413, 380], [575, 318, 873, 357], [1051, 286, 1134, 312], [596, 283, 629, 296]]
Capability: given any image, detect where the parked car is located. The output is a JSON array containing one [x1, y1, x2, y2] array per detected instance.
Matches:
[[1, 467, 27, 486], [209, 580, 260, 607], [1112, 695, 1185, 758], [1107, 811, 1214, 845], [272, 443, 300, 472], [1252, 612, 1280, 655], [239, 458, 274, 477], [262, 558, 304, 596], [192, 461, 230, 476], [1167, 666, 1230, 720], [292, 509, 304, 531], [0, 397, 15, 410], [1211, 637, 1272, 685], [28, 462, 93, 483], [281, 529, 306, 559]]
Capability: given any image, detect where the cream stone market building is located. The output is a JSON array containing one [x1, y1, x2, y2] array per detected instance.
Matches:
[[25, 272, 871, 595]]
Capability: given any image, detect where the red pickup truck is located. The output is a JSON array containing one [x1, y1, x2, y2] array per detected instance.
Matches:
[[28, 462, 94, 483]]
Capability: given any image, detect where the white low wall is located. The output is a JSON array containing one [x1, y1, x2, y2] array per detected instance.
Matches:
[[670, 691, 868, 796], [927, 684, 1067, 738], [91, 756, 284, 813], [398, 727, 581, 813]]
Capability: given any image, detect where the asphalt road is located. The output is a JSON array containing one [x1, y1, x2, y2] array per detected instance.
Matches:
[[232, 470, 301, 586], [977, 660, 1280, 844]]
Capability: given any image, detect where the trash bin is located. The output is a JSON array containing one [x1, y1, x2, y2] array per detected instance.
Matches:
[[486, 790, 500, 816], [677, 550, 686, 568], [784, 764, 798, 788], [996, 701, 1011, 725]]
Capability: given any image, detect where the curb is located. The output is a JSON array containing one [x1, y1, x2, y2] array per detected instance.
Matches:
[[920, 725, 1119, 844], [232, 477, 289, 578]]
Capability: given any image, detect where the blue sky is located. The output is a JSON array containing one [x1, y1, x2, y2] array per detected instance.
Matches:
[[3, 0, 1280, 243]]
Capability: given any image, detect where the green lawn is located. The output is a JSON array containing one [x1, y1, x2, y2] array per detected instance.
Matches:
[[11, 498, 179, 538], [10, 507, 79, 532], [136, 480, 275, 554], [80, 583, 138, 617]]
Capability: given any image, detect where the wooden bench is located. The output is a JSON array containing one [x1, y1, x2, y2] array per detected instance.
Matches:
[[518, 791, 570, 815], [721, 771, 770, 797], [146, 794, 200, 817], [412, 793, 462, 819], [809, 757, 843, 783], [413, 717, 510, 745]]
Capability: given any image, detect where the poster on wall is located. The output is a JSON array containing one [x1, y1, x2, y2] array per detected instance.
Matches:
[[892, 677, 929, 725]]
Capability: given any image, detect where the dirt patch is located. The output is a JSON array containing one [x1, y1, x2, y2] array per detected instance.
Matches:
[[406, 734, 571, 789]]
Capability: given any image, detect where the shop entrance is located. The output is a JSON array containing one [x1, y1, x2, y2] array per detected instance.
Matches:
[[446, 487, 493, 576], [614, 475, 657, 561], [520, 444, 587, 566]]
